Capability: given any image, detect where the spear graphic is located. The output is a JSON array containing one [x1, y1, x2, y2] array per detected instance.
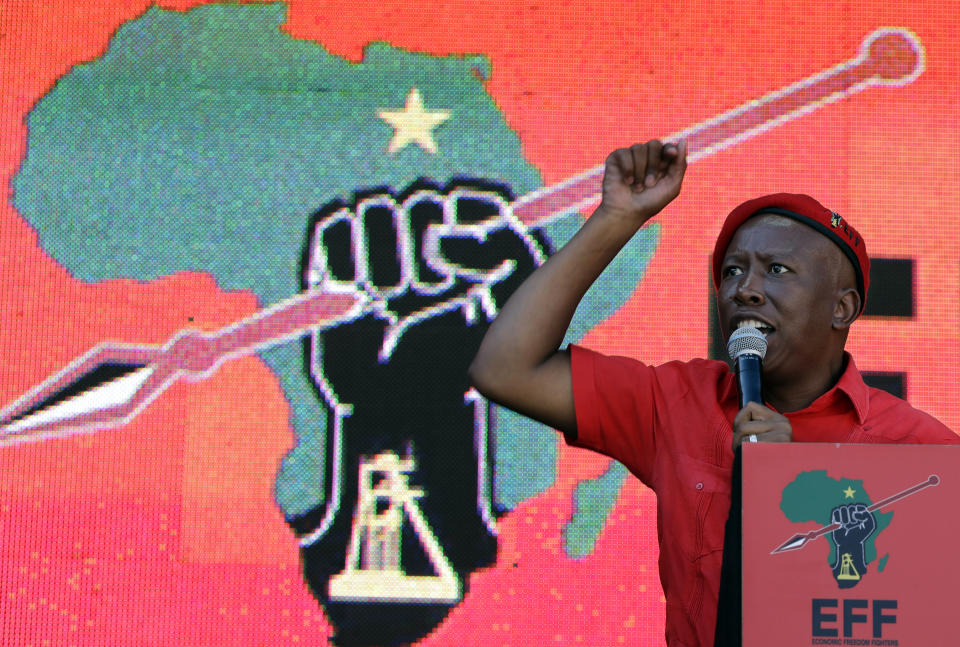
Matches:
[[771, 474, 940, 555], [0, 28, 925, 446]]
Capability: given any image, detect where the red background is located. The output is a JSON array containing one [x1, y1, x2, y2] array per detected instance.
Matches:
[[1, 1, 958, 645], [743, 443, 960, 646]]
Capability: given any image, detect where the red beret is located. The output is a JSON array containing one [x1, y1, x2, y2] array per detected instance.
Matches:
[[711, 193, 869, 313]]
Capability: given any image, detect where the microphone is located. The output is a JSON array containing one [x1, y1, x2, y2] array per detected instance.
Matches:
[[714, 326, 768, 646], [727, 326, 767, 409]]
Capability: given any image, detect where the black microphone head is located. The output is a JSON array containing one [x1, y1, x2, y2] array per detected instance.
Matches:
[[727, 326, 768, 360]]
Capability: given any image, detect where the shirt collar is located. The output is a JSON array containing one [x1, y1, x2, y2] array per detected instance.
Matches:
[[805, 352, 870, 424], [722, 352, 870, 423]]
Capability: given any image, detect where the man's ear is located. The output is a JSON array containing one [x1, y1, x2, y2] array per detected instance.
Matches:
[[832, 288, 861, 330]]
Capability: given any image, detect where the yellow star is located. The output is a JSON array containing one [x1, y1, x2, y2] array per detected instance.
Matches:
[[843, 486, 856, 499], [378, 88, 450, 154]]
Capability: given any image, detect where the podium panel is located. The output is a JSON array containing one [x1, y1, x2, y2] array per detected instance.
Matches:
[[742, 443, 960, 647]]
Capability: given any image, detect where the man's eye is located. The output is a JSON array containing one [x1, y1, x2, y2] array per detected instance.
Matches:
[[770, 263, 789, 274], [722, 266, 742, 278]]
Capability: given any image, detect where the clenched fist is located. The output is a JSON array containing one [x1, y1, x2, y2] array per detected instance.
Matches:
[[599, 139, 687, 224], [830, 503, 877, 589]]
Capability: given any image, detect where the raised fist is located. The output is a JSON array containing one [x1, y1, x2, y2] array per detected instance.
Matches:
[[829, 503, 877, 589], [289, 180, 548, 646], [599, 139, 687, 224], [304, 181, 545, 363]]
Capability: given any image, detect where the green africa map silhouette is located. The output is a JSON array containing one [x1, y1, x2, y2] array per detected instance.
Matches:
[[781, 471, 893, 575], [12, 3, 654, 558]]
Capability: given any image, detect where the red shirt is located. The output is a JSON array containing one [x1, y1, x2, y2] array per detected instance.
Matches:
[[568, 345, 959, 647]]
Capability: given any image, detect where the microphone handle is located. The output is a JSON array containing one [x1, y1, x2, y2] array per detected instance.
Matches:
[[736, 353, 764, 409]]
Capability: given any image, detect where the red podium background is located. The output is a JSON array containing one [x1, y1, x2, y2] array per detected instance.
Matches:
[[743, 443, 960, 646]]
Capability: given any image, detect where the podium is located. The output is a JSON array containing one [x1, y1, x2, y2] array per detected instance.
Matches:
[[741, 443, 960, 646]]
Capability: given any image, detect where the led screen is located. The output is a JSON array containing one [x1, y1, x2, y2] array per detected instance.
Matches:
[[1, 1, 958, 645]]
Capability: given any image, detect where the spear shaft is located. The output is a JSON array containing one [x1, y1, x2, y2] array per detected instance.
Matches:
[[771, 474, 940, 555]]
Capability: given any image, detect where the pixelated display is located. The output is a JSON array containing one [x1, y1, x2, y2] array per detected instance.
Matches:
[[0, 1, 958, 645]]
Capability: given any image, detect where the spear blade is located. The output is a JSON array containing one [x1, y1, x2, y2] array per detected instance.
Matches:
[[774, 534, 810, 553], [0, 289, 364, 445], [771, 524, 840, 554]]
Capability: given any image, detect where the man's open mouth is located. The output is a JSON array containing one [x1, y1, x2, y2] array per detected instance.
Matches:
[[736, 319, 775, 336]]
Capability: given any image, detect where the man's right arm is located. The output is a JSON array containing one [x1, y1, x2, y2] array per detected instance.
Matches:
[[468, 140, 688, 437]]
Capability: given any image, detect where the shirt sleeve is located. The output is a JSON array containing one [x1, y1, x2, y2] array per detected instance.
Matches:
[[904, 412, 960, 444], [860, 387, 960, 444], [899, 414, 959, 444], [568, 344, 659, 485]]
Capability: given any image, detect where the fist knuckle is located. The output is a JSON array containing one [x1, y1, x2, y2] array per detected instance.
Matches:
[[306, 206, 357, 288], [448, 187, 509, 227], [404, 190, 452, 293], [354, 195, 410, 297], [306, 188, 420, 302]]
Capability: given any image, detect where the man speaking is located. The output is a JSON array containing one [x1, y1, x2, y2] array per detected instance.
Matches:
[[468, 140, 959, 647]]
